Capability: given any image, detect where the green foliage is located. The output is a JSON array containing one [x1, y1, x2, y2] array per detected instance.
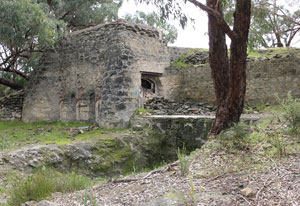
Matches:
[[36, 0, 122, 31], [249, 0, 299, 48], [247, 47, 300, 59], [266, 130, 287, 158], [135, 0, 190, 29], [136, 107, 149, 114], [177, 145, 189, 176], [0, 0, 62, 47], [216, 122, 250, 153], [124, 11, 178, 44], [224, 0, 300, 49], [171, 61, 192, 68], [0, 136, 11, 150], [8, 168, 92, 206], [277, 92, 300, 133], [80, 189, 97, 206], [171, 48, 208, 68], [0, 0, 122, 90], [0, 169, 25, 196]]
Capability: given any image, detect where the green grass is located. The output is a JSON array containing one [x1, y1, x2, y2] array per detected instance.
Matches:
[[247, 47, 300, 59], [171, 61, 193, 68], [0, 121, 128, 150], [136, 108, 149, 115], [177, 145, 190, 176], [276, 92, 300, 134], [171, 48, 208, 68], [172, 47, 300, 68], [0, 169, 26, 196], [8, 168, 92, 206]]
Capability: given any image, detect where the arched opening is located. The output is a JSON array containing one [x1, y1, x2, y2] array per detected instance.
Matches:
[[141, 78, 155, 93]]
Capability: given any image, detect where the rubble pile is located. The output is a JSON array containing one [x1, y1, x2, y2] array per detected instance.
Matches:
[[144, 97, 215, 115], [182, 51, 209, 65]]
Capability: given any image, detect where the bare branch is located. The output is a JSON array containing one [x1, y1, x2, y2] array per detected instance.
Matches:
[[59, 10, 74, 20], [187, 0, 239, 40], [0, 78, 24, 90]]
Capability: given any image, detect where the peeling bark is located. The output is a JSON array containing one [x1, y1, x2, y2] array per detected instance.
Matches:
[[208, 0, 251, 135]]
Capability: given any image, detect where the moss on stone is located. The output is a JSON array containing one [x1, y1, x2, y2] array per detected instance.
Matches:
[[247, 47, 300, 59]]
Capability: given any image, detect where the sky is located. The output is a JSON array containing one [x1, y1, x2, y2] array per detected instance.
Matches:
[[118, 0, 210, 48], [119, 0, 300, 49]]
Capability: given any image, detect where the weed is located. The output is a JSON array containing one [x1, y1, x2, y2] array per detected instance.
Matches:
[[216, 122, 250, 153], [266, 130, 287, 158], [80, 189, 97, 206], [0, 169, 25, 196], [167, 175, 203, 206], [8, 169, 92, 206], [276, 92, 300, 134], [136, 108, 149, 114], [177, 145, 190, 176], [0, 136, 11, 150], [247, 47, 300, 59], [171, 61, 192, 68]]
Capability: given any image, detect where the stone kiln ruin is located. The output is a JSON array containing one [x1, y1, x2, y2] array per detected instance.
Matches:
[[22, 21, 170, 128], [1, 20, 300, 128]]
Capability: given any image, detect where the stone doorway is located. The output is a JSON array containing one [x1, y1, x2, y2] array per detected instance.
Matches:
[[141, 72, 162, 103]]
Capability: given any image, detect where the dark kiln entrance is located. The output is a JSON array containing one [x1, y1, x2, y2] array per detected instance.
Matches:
[[141, 72, 162, 100]]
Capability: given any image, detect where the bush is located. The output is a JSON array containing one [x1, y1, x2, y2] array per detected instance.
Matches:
[[277, 92, 300, 133], [9, 169, 92, 206]]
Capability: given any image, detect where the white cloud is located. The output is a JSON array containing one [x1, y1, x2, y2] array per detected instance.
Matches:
[[119, 0, 209, 48]]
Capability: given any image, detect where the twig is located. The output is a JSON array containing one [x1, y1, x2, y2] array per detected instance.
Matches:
[[270, 158, 279, 175], [255, 174, 277, 202], [111, 178, 139, 183], [110, 161, 178, 184], [238, 194, 251, 205], [143, 160, 178, 179]]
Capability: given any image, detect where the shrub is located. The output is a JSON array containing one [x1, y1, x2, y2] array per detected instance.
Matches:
[[277, 92, 300, 134], [9, 169, 92, 206]]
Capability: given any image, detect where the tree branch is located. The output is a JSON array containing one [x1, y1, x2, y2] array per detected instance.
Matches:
[[59, 10, 74, 20], [0, 78, 23, 90], [12, 69, 30, 80], [187, 0, 239, 40]]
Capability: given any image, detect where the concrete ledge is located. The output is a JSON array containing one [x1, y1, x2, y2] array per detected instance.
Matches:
[[147, 115, 261, 121]]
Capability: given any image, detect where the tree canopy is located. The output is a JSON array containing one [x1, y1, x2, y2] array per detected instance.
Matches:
[[0, 0, 122, 91], [225, 0, 300, 48], [250, 0, 300, 48], [124, 11, 178, 44]]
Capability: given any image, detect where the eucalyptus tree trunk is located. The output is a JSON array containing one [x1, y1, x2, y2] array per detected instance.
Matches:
[[207, 0, 251, 135]]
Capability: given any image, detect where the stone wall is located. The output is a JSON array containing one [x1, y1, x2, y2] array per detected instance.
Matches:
[[164, 53, 300, 104], [168, 46, 192, 61], [20, 21, 300, 127], [22, 21, 169, 128], [0, 91, 24, 121]]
